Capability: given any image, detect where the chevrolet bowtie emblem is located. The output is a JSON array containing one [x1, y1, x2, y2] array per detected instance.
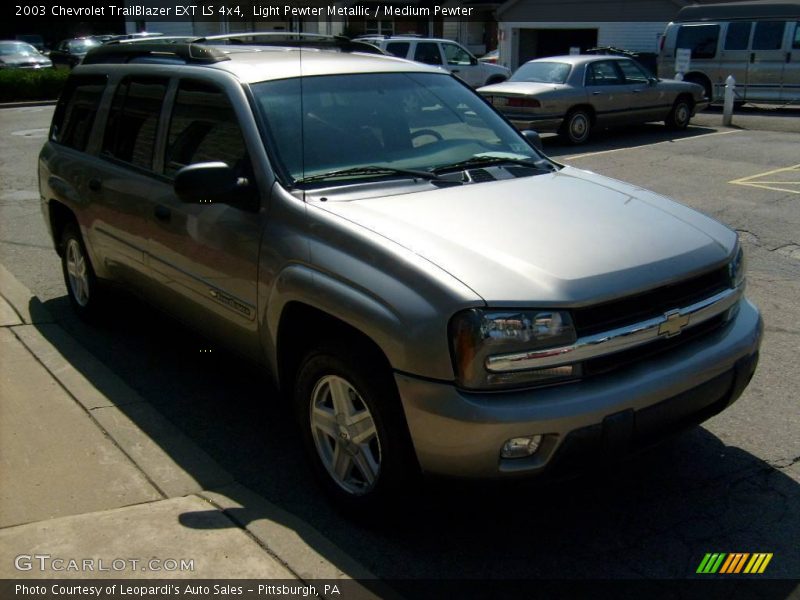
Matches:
[[658, 310, 690, 338]]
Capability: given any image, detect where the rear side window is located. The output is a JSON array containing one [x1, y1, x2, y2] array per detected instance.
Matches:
[[385, 42, 410, 58], [102, 77, 168, 170], [676, 24, 720, 59], [414, 42, 442, 65], [50, 75, 107, 151], [164, 80, 248, 179], [725, 22, 752, 50], [587, 61, 623, 85], [794, 22, 800, 49], [752, 21, 785, 50]]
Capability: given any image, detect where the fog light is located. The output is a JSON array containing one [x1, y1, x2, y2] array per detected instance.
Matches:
[[501, 435, 542, 459]]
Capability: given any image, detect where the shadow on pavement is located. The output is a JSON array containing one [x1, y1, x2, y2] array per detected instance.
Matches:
[[33, 290, 800, 595], [541, 123, 719, 160]]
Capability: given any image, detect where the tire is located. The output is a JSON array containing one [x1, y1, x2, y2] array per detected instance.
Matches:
[[559, 109, 592, 145], [665, 97, 692, 130], [60, 222, 102, 320], [294, 341, 417, 513]]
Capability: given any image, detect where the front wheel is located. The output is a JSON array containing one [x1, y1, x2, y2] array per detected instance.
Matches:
[[294, 343, 416, 512], [560, 109, 592, 145], [665, 97, 692, 130]]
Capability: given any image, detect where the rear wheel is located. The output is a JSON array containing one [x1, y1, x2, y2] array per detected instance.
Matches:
[[294, 342, 417, 512], [60, 222, 102, 320], [560, 109, 592, 145], [665, 97, 692, 130]]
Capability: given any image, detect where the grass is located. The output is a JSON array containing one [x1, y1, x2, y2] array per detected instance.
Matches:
[[0, 68, 70, 102]]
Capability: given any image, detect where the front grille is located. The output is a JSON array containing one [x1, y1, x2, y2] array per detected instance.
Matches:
[[582, 312, 727, 378], [572, 265, 730, 337]]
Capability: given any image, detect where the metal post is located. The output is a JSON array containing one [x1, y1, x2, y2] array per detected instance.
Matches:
[[723, 75, 735, 127]]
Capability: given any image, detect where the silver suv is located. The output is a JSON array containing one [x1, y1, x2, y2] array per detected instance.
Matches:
[[39, 35, 762, 510], [359, 35, 511, 87]]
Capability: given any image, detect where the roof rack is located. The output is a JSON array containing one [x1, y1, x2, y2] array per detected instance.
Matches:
[[190, 32, 386, 55], [676, 1, 800, 22], [82, 42, 230, 65]]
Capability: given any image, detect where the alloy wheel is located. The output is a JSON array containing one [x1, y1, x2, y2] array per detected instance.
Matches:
[[309, 374, 382, 495], [65, 238, 90, 307]]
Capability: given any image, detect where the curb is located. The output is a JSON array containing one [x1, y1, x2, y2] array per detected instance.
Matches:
[[0, 262, 383, 593], [0, 100, 58, 109]]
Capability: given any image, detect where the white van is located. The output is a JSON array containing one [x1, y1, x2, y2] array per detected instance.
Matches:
[[658, 1, 800, 103]]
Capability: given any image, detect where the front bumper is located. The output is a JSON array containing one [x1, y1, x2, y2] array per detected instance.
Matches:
[[396, 299, 762, 478]]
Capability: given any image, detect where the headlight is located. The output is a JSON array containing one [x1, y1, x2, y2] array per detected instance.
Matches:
[[449, 309, 579, 390], [729, 243, 746, 289]]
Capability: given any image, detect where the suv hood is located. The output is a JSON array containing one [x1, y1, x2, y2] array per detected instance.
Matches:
[[315, 166, 736, 305]]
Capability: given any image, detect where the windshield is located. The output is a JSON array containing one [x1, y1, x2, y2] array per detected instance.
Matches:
[[252, 72, 539, 185], [510, 62, 571, 84], [67, 39, 100, 53], [0, 42, 39, 56]]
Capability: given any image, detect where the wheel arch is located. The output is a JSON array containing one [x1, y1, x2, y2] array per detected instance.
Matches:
[[48, 200, 78, 257], [683, 72, 713, 101], [276, 301, 394, 395], [566, 104, 597, 125]]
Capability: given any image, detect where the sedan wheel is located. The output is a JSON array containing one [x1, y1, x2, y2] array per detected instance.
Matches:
[[666, 98, 692, 130], [561, 109, 591, 145]]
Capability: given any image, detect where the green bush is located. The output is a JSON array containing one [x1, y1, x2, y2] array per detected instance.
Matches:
[[0, 68, 70, 102]]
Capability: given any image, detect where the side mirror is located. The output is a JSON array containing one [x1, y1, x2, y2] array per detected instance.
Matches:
[[648, 77, 659, 86], [174, 162, 242, 204], [521, 129, 543, 151]]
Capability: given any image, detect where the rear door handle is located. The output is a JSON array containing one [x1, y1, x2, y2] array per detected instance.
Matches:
[[88, 178, 102, 192], [153, 205, 171, 221]]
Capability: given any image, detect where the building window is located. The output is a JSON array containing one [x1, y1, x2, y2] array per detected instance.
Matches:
[[364, 19, 394, 36]]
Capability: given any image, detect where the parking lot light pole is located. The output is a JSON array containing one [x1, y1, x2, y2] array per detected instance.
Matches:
[[723, 75, 736, 126]]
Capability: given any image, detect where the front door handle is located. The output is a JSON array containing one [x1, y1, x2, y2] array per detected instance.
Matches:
[[88, 178, 102, 192], [153, 205, 171, 221]]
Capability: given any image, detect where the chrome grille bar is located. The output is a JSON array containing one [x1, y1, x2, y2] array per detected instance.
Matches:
[[485, 286, 742, 373]]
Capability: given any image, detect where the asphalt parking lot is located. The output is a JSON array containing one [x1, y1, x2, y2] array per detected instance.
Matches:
[[0, 104, 798, 593]]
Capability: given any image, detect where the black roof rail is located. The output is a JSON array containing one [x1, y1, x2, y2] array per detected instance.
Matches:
[[190, 32, 387, 55], [82, 42, 230, 65]]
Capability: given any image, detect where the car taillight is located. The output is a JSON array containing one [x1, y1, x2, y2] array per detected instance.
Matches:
[[506, 97, 541, 108]]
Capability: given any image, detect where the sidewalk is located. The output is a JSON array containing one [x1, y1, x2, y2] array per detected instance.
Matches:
[[0, 264, 379, 593]]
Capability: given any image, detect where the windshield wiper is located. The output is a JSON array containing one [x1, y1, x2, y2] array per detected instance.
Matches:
[[295, 165, 444, 184], [432, 155, 556, 174]]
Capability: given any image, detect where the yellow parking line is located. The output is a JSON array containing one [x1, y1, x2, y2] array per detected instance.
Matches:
[[732, 183, 800, 195], [564, 130, 742, 160], [730, 163, 800, 195]]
